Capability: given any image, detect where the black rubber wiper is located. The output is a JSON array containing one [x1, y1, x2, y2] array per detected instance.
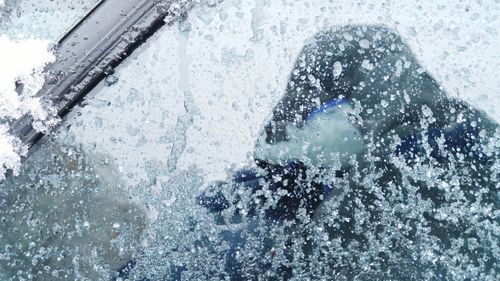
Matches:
[[11, 0, 191, 150]]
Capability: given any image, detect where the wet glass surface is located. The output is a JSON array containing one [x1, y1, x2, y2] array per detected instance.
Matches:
[[1, 0, 499, 280]]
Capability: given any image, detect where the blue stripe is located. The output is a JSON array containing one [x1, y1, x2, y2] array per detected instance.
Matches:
[[305, 98, 347, 121]]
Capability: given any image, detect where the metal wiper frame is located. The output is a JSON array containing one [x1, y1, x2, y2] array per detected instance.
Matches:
[[11, 0, 192, 150]]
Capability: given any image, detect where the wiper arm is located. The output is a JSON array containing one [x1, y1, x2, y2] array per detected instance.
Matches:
[[11, 0, 191, 151]]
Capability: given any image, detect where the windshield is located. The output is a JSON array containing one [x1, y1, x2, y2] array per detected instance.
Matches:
[[0, 0, 499, 280]]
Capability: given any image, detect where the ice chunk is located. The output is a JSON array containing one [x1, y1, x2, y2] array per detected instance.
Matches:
[[332, 61, 343, 79], [0, 36, 55, 180], [0, 124, 25, 180], [361, 59, 374, 70], [358, 38, 370, 49], [104, 75, 119, 86]]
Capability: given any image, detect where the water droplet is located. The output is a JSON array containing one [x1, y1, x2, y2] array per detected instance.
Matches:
[[94, 117, 103, 129], [343, 32, 353, 41]]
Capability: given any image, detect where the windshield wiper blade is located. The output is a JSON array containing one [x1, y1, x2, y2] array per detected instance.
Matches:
[[11, 0, 191, 150]]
